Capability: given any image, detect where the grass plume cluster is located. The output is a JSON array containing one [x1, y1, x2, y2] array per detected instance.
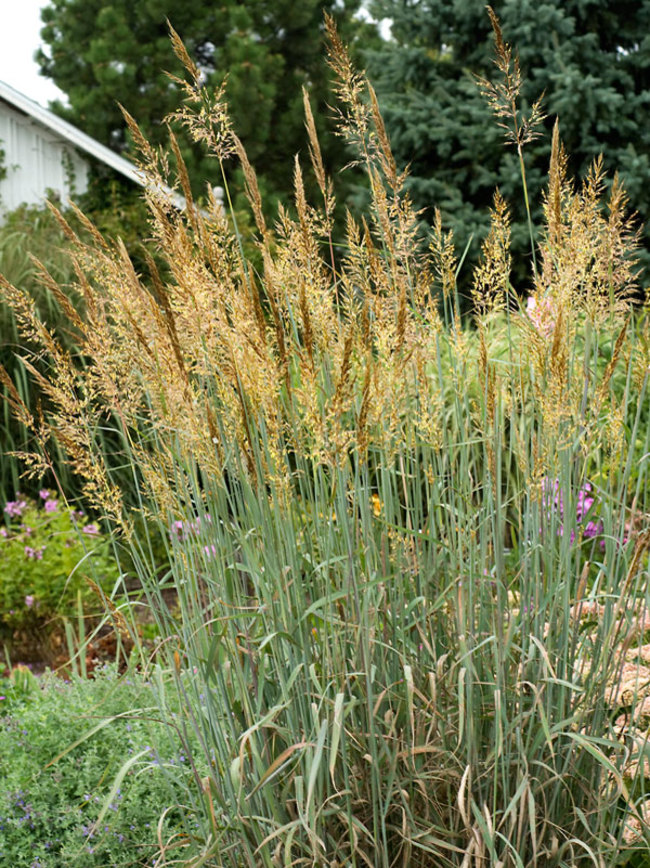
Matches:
[[2, 14, 650, 867]]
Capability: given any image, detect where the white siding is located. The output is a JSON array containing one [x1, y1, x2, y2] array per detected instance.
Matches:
[[0, 100, 89, 214]]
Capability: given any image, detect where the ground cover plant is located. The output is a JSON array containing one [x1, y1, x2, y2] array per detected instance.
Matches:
[[1, 13, 650, 867], [0, 663, 203, 867]]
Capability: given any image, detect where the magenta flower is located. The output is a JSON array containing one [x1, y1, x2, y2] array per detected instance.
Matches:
[[44, 499, 59, 513], [82, 524, 99, 536], [583, 520, 603, 540], [576, 483, 595, 521], [170, 520, 186, 540], [542, 477, 607, 544], [4, 499, 27, 518], [542, 476, 563, 517], [24, 545, 44, 560], [39, 489, 50, 500]]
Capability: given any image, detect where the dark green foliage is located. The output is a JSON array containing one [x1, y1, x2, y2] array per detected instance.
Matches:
[[367, 0, 650, 297], [38, 0, 376, 209]]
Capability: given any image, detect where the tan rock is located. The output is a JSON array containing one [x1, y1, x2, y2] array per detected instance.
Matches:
[[625, 644, 650, 664], [607, 662, 650, 707], [622, 798, 650, 845]]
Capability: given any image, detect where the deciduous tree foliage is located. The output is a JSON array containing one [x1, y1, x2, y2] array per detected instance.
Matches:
[[38, 0, 371, 205], [368, 0, 650, 295]]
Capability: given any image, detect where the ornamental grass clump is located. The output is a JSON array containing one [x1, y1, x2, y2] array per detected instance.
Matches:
[[1, 14, 650, 867]]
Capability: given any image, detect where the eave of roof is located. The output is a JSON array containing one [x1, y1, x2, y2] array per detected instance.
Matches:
[[0, 79, 147, 188]]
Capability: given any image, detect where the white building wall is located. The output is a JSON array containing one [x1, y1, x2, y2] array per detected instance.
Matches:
[[0, 101, 89, 214]]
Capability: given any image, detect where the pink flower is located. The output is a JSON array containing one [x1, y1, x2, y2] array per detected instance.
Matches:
[[82, 524, 99, 536], [24, 545, 44, 560], [0, 527, 7, 538], [203, 544, 217, 558], [44, 499, 59, 513], [4, 499, 27, 518], [170, 520, 186, 540], [39, 489, 50, 500], [24, 595, 34, 608], [583, 520, 603, 540], [542, 477, 563, 517], [542, 476, 605, 544]]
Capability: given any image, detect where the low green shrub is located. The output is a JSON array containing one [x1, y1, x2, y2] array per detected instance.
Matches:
[[0, 664, 201, 867]]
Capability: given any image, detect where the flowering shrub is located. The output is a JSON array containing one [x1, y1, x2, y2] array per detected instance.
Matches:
[[0, 492, 120, 648], [541, 477, 615, 548]]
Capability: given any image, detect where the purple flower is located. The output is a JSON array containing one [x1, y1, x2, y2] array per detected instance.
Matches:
[[522, 598, 535, 615], [39, 489, 50, 500], [44, 499, 59, 513], [542, 477, 563, 517], [0, 527, 7, 538], [24, 546, 44, 560], [4, 499, 27, 518], [576, 484, 595, 522], [82, 524, 99, 536], [24, 595, 34, 608], [583, 520, 603, 540], [541, 477, 607, 545]]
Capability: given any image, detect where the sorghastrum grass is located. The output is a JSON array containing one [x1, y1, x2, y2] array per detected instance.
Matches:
[[1, 13, 650, 868]]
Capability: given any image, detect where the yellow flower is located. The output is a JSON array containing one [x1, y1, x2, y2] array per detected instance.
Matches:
[[370, 493, 382, 517]]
